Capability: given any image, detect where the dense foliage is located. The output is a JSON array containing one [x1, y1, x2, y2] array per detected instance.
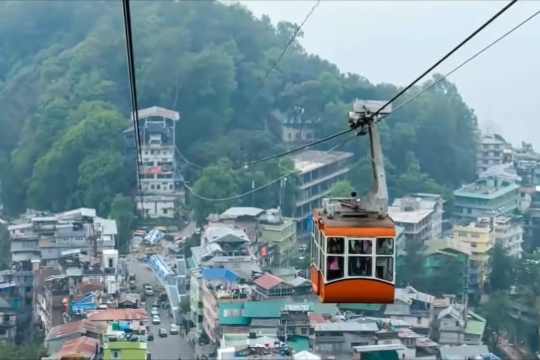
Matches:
[[0, 1, 477, 221]]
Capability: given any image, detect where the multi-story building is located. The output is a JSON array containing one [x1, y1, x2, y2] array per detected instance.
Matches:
[[453, 218, 493, 293], [290, 150, 354, 234], [0, 296, 17, 343], [453, 177, 520, 221], [476, 133, 510, 174], [388, 194, 443, 249], [524, 187, 540, 250], [493, 216, 523, 258], [514, 142, 540, 186], [271, 106, 316, 145], [258, 209, 296, 266], [9, 208, 117, 266], [125, 106, 184, 219]]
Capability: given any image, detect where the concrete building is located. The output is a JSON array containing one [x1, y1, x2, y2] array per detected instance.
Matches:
[[476, 133, 510, 174], [493, 216, 523, 258], [125, 106, 184, 219], [388, 194, 443, 249], [259, 209, 296, 266], [453, 177, 520, 221], [0, 296, 17, 343], [453, 219, 494, 293], [524, 186, 540, 250], [514, 142, 540, 186], [271, 107, 316, 145], [9, 208, 117, 265], [290, 150, 354, 234]]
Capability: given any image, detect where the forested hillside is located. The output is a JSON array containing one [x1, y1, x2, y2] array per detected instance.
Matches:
[[0, 1, 477, 218]]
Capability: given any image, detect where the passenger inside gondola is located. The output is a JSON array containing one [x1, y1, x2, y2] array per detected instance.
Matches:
[[327, 237, 344, 280]]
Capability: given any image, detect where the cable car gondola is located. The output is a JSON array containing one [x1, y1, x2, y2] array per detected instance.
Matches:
[[310, 100, 396, 303]]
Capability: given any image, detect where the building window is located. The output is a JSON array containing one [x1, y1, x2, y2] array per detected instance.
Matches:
[[112, 350, 121, 359], [163, 209, 168, 215]]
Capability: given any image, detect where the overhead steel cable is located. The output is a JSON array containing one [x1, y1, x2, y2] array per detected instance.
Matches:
[[240, 0, 518, 167], [121, 0, 145, 215], [386, 9, 540, 119], [370, 0, 518, 118], [262, 0, 321, 81], [186, 135, 355, 202]]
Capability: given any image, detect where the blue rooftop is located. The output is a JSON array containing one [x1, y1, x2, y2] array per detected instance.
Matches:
[[202, 268, 239, 283]]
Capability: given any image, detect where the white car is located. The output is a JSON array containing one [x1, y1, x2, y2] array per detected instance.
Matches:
[[152, 315, 160, 325], [169, 324, 179, 335], [151, 308, 159, 316]]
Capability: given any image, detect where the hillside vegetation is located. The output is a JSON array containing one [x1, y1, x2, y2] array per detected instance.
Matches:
[[0, 1, 477, 219]]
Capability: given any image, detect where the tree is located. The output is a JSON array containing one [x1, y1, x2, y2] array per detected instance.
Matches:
[[480, 292, 512, 350], [191, 160, 238, 224], [396, 238, 426, 289], [328, 180, 354, 197], [109, 194, 136, 254], [488, 242, 515, 293]]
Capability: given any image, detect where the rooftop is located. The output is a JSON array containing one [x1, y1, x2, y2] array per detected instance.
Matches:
[[220, 207, 264, 220], [46, 320, 104, 341], [86, 308, 148, 322], [243, 300, 286, 318], [439, 345, 490, 360], [388, 196, 439, 224], [56, 336, 99, 359], [202, 267, 239, 283], [465, 311, 487, 336], [314, 320, 379, 332], [219, 303, 250, 326], [254, 273, 285, 290], [454, 177, 519, 199], [291, 150, 353, 175], [133, 106, 180, 121]]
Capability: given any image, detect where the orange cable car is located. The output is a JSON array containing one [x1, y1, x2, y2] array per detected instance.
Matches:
[[310, 100, 396, 303]]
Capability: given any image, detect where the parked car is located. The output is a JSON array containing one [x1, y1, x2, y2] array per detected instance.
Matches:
[[152, 315, 160, 325], [159, 328, 168, 337], [151, 308, 159, 317], [169, 324, 179, 335], [147, 332, 154, 341], [144, 284, 154, 296]]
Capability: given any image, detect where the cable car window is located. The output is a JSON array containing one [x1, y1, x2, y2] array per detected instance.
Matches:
[[348, 256, 372, 277], [327, 237, 344, 254], [376, 238, 394, 255], [349, 239, 372, 255], [376, 257, 393, 281], [326, 256, 344, 281]]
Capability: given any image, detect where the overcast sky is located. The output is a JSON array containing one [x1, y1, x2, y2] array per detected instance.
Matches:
[[238, 1, 540, 148]]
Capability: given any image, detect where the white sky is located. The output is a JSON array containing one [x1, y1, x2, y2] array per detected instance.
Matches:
[[238, 1, 540, 148]]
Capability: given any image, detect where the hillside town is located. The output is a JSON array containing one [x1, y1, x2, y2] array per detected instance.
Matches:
[[0, 106, 538, 360]]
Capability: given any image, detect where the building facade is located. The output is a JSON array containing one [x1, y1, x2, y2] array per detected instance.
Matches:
[[290, 150, 354, 234], [388, 194, 444, 249], [476, 133, 510, 174], [453, 177, 520, 221], [493, 216, 523, 258], [125, 106, 184, 219], [453, 219, 493, 293]]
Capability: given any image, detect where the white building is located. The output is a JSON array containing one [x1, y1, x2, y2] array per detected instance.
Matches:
[[290, 150, 354, 234], [476, 133, 511, 174], [388, 194, 444, 249], [127, 106, 184, 219], [493, 216, 523, 258]]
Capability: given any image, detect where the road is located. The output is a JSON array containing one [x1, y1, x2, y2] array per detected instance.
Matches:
[[126, 256, 194, 360]]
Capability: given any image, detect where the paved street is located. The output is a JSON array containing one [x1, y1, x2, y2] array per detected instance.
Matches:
[[126, 256, 194, 360]]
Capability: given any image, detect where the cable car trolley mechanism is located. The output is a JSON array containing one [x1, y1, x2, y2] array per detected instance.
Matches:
[[310, 100, 396, 303]]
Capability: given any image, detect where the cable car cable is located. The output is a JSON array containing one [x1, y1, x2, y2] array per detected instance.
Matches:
[[185, 135, 355, 202], [368, 0, 517, 119], [385, 9, 540, 120], [240, 0, 519, 167], [121, 0, 145, 216]]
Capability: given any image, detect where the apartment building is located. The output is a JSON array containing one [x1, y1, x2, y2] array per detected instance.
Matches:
[[388, 194, 443, 249], [290, 150, 353, 234], [493, 216, 523, 258], [476, 133, 510, 174]]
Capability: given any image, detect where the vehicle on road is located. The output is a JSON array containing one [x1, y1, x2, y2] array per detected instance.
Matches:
[[159, 328, 168, 337], [169, 324, 179, 335], [151, 308, 159, 316], [152, 315, 160, 325], [144, 284, 154, 296], [147, 332, 154, 341]]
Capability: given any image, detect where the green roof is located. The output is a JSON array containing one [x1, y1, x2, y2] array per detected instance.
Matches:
[[288, 336, 310, 353], [243, 300, 286, 318], [465, 311, 486, 336], [338, 303, 382, 312], [363, 351, 399, 360], [219, 303, 250, 326], [311, 302, 340, 315]]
